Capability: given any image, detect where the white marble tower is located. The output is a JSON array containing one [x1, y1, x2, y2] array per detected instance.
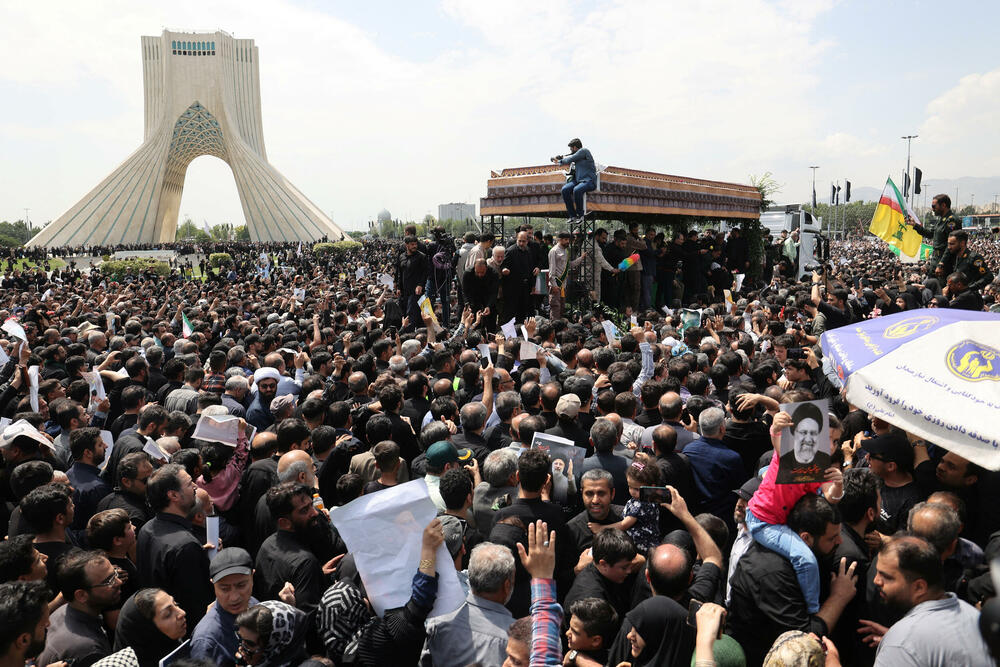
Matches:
[[29, 30, 344, 247]]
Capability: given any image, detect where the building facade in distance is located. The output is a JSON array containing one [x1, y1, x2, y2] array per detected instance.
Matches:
[[29, 30, 344, 247], [437, 202, 476, 224]]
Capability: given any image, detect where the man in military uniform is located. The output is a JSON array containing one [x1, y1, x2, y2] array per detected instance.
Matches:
[[937, 229, 994, 292], [909, 193, 961, 270]]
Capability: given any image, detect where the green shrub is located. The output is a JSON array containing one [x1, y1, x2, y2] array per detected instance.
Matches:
[[332, 240, 363, 253], [100, 259, 170, 279], [209, 252, 233, 268], [101, 254, 111, 262], [312, 242, 334, 256]]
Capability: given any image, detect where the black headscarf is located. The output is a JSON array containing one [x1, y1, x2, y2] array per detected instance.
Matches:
[[113, 592, 182, 667], [623, 596, 694, 667]]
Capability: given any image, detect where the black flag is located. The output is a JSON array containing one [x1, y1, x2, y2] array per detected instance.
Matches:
[[835, 184, 841, 206], [845, 180, 851, 203], [812, 186, 817, 209], [913, 168, 922, 195], [831, 184, 836, 205], [903, 172, 911, 198]]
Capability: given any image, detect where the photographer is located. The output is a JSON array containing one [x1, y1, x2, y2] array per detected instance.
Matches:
[[427, 226, 457, 327]]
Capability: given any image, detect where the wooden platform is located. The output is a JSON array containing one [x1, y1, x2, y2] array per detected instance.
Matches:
[[480, 164, 761, 222]]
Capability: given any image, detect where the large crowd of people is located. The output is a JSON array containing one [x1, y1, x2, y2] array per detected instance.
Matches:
[[0, 202, 996, 667]]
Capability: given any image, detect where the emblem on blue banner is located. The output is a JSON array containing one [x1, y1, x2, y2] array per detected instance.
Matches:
[[883, 315, 939, 340], [946, 340, 1000, 382]]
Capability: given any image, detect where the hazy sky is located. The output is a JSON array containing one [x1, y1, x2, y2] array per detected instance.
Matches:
[[2, 0, 998, 231]]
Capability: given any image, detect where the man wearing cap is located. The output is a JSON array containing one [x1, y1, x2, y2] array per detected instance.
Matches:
[[190, 547, 260, 667], [864, 432, 921, 536], [247, 367, 280, 432], [548, 232, 586, 320], [545, 394, 589, 451], [425, 441, 472, 513]]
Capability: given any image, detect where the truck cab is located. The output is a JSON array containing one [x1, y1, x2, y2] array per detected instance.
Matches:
[[760, 205, 826, 279]]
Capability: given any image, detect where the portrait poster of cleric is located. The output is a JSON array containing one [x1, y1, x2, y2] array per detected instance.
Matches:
[[776, 398, 830, 484]]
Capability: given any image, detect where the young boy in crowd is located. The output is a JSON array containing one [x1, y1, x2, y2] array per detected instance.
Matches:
[[564, 597, 619, 666], [363, 441, 401, 495]]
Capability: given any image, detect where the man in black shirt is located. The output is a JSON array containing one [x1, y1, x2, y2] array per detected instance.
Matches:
[[488, 448, 569, 616], [810, 271, 853, 330], [728, 494, 858, 665], [95, 452, 153, 530], [254, 482, 328, 613], [564, 529, 639, 621], [864, 432, 922, 536], [397, 235, 429, 329], [566, 469, 624, 567], [136, 463, 213, 627]]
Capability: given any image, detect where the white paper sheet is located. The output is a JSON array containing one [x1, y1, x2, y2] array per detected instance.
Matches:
[[519, 340, 540, 361], [206, 516, 220, 560], [293, 288, 306, 301], [500, 317, 517, 340], [98, 431, 114, 472], [601, 320, 619, 343], [520, 325, 530, 341], [356, 267, 366, 279], [27, 366, 39, 412], [0, 345, 9, 366], [0, 417, 10, 435], [378, 273, 395, 290], [192, 414, 240, 447], [143, 438, 168, 463], [330, 479, 464, 618], [41, 289, 51, 302], [83, 371, 106, 400], [158, 639, 191, 667], [2, 319, 26, 342], [630, 315, 638, 327], [661, 306, 673, 316], [734, 273, 745, 292], [476, 343, 491, 366]]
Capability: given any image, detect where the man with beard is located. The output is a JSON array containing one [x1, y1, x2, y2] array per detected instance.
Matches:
[[136, 463, 214, 627], [65, 428, 111, 531], [501, 231, 539, 324], [0, 581, 50, 666], [246, 368, 280, 432], [727, 494, 858, 665], [102, 405, 168, 484], [871, 535, 991, 666], [566, 469, 624, 565], [38, 550, 123, 667], [253, 482, 326, 613]]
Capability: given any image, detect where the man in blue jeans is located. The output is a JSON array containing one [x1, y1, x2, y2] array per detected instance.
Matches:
[[552, 138, 596, 222]]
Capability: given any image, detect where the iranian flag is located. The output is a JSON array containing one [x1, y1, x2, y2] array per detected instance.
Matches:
[[869, 177, 924, 261], [181, 312, 194, 338]]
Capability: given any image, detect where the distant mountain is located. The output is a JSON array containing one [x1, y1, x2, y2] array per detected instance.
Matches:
[[843, 176, 1000, 210]]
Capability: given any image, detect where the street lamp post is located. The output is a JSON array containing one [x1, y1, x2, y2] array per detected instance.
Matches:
[[901, 135, 917, 208]]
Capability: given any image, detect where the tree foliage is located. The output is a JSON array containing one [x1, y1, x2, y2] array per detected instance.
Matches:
[[0, 220, 34, 246], [175, 219, 211, 241], [234, 225, 251, 241], [100, 259, 170, 279]]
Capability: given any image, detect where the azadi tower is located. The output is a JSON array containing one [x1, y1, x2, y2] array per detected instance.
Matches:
[[29, 30, 344, 247]]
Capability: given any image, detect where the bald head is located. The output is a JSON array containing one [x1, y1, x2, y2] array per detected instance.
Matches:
[[347, 372, 369, 394], [264, 352, 285, 372], [658, 391, 683, 420], [576, 348, 593, 369], [250, 431, 277, 459], [511, 412, 530, 442], [277, 449, 316, 487], [647, 543, 693, 599], [604, 412, 623, 437], [432, 378, 454, 397]]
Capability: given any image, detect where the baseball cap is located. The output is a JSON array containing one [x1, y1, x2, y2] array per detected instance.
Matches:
[[438, 514, 466, 559], [863, 432, 913, 469], [555, 394, 580, 419], [210, 547, 253, 581], [425, 441, 472, 468], [734, 476, 762, 502]]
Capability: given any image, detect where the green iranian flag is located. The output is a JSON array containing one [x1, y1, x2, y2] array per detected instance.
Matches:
[[181, 312, 194, 338]]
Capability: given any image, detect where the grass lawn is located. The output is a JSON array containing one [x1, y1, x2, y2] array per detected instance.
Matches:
[[2, 258, 67, 271]]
